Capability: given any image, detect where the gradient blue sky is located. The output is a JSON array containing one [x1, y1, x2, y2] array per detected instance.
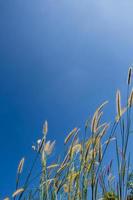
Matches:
[[1, 0, 133, 198]]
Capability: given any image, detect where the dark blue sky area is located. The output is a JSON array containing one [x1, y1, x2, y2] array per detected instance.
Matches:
[[1, 0, 133, 198]]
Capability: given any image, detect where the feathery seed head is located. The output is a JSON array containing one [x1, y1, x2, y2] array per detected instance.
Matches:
[[64, 128, 77, 144], [127, 67, 132, 85], [17, 157, 25, 174], [12, 188, 24, 198], [91, 101, 108, 133], [44, 140, 55, 155], [116, 90, 122, 121], [43, 120, 48, 136]]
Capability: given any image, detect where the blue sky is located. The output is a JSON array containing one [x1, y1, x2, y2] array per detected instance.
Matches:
[[1, 0, 133, 198]]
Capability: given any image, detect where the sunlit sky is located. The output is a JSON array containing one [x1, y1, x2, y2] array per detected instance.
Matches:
[[1, 0, 133, 198]]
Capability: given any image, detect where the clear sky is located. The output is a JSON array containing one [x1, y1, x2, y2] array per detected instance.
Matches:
[[1, 0, 133, 198]]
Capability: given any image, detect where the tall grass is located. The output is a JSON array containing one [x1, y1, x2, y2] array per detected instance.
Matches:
[[4, 67, 133, 200]]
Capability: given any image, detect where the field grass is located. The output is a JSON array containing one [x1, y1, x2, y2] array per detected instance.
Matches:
[[4, 68, 133, 200]]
